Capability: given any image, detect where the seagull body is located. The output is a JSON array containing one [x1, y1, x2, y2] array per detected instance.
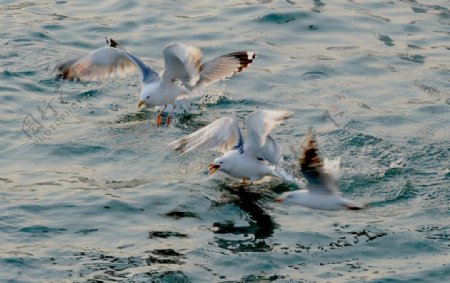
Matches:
[[210, 149, 282, 181], [140, 80, 186, 107], [276, 188, 359, 211], [170, 110, 293, 182], [274, 131, 366, 211], [55, 38, 256, 126]]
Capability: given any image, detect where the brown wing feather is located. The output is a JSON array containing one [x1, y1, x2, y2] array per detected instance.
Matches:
[[299, 130, 339, 195], [300, 133, 323, 179]]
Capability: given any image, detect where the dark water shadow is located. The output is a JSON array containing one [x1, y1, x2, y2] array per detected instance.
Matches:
[[209, 181, 283, 253], [174, 112, 207, 131]]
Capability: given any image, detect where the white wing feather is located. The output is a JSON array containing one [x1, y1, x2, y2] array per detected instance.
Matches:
[[258, 135, 284, 165], [244, 110, 292, 161], [323, 157, 340, 180], [162, 43, 202, 88], [170, 117, 243, 154], [55, 46, 157, 83], [197, 51, 256, 88]]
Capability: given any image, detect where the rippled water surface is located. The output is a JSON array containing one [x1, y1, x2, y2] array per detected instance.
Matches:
[[1, 0, 449, 282]]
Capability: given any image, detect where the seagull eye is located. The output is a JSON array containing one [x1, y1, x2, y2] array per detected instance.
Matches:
[[146, 96, 149, 99], [220, 162, 223, 164]]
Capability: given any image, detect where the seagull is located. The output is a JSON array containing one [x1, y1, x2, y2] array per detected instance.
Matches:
[[274, 130, 367, 210], [55, 38, 256, 126], [170, 110, 293, 183]]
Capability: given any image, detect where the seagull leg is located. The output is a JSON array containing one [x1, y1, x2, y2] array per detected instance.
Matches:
[[156, 104, 167, 127], [166, 103, 176, 127]]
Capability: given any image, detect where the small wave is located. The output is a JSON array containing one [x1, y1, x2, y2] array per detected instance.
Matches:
[[257, 12, 309, 24]]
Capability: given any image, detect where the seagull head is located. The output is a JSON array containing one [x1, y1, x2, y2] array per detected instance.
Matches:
[[209, 153, 234, 175], [138, 92, 151, 109], [138, 83, 160, 109], [209, 157, 225, 175], [274, 191, 302, 204]]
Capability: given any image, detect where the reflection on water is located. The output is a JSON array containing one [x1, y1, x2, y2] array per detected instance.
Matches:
[[212, 184, 278, 252]]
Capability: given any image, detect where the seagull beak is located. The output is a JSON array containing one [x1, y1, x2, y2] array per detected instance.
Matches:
[[273, 196, 284, 203], [138, 100, 146, 109], [208, 164, 220, 175]]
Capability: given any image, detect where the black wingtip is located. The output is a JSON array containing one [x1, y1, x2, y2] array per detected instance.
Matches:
[[106, 37, 120, 48], [226, 51, 256, 72]]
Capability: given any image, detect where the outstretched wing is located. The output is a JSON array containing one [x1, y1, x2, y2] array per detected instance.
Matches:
[[162, 43, 203, 88], [55, 38, 158, 83], [170, 117, 243, 154], [300, 130, 338, 195], [197, 51, 256, 88], [244, 110, 292, 164]]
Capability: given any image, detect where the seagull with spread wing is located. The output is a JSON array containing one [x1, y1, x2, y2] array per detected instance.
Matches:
[[274, 130, 366, 210], [170, 110, 293, 183], [55, 38, 256, 126]]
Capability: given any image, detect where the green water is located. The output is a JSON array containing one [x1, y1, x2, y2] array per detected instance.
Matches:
[[0, 0, 449, 282]]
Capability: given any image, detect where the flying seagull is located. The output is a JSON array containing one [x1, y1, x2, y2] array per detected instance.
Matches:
[[170, 110, 293, 183], [55, 38, 256, 126], [274, 130, 367, 210]]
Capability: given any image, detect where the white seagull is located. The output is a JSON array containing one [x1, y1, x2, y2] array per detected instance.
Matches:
[[55, 38, 256, 126], [274, 130, 367, 210], [170, 110, 293, 183]]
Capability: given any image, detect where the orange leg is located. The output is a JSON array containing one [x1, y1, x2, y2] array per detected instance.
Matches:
[[166, 104, 176, 127], [156, 104, 167, 127]]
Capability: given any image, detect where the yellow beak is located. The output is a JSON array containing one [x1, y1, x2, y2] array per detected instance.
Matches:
[[138, 100, 146, 108], [208, 164, 220, 175]]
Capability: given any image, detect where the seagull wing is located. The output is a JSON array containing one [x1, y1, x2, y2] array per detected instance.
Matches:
[[162, 43, 203, 88], [260, 135, 284, 166], [244, 110, 292, 164], [170, 117, 243, 154], [55, 40, 158, 83], [300, 130, 338, 195], [196, 51, 256, 88], [323, 157, 341, 180]]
